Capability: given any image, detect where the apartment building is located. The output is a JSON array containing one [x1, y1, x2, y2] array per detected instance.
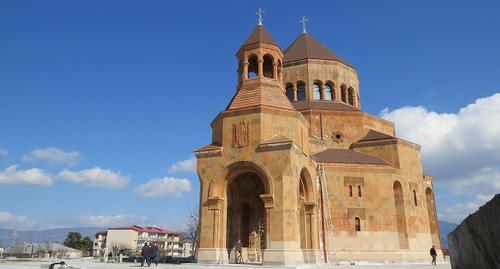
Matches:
[[93, 225, 191, 257]]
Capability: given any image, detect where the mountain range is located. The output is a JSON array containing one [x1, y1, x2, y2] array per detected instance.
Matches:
[[0, 227, 104, 247]]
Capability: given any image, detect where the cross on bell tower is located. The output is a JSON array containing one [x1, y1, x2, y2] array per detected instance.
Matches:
[[256, 7, 265, 25], [300, 16, 309, 33]]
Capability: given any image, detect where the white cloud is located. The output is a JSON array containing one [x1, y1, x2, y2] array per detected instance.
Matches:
[[380, 93, 500, 223], [450, 167, 500, 196], [137, 177, 191, 198], [0, 211, 55, 230], [80, 214, 147, 227], [0, 149, 7, 157], [0, 165, 53, 186], [380, 93, 500, 178], [439, 194, 494, 224], [58, 167, 130, 189], [22, 147, 80, 166], [168, 157, 196, 173]]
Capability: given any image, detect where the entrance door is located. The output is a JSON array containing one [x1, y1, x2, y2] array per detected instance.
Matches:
[[226, 172, 266, 264]]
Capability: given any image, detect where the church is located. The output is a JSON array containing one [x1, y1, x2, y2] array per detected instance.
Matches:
[[194, 15, 442, 265]]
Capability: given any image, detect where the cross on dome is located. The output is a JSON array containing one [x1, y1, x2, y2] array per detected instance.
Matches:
[[300, 16, 309, 33], [256, 7, 265, 25]]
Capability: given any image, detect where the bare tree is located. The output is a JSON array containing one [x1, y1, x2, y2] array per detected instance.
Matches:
[[35, 247, 47, 258], [109, 242, 131, 261], [181, 205, 199, 255], [41, 240, 55, 258], [9, 241, 27, 257], [55, 247, 69, 259]]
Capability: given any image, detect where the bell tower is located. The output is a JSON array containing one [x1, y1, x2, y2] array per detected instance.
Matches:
[[227, 23, 293, 111], [236, 25, 283, 85]]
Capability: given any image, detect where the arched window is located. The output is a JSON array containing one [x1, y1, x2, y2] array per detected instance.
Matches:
[[349, 185, 353, 197], [297, 82, 306, 101], [358, 185, 362, 197], [341, 84, 347, 103], [263, 54, 274, 78], [312, 83, 321, 100], [286, 84, 294, 102], [248, 55, 258, 79], [355, 217, 361, 232], [413, 190, 418, 206], [348, 87, 355, 106], [323, 83, 333, 100]]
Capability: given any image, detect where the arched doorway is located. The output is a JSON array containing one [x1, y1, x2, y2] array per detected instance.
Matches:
[[298, 169, 313, 251], [426, 188, 440, 247], [226, 172, 266, 263], [393, 181, 409, 249]]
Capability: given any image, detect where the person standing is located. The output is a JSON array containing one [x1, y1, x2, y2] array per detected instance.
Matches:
[[235, 240, 243, 264], [141, 242, 151, 267], [150, 242, 159, 266], [430, 245, 437, 265]]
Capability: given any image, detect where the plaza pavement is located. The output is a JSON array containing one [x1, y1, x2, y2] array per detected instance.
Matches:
[[0, 260, 451, 269]]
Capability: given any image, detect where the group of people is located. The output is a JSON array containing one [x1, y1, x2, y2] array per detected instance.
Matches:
[[141, 242, 159, 267]]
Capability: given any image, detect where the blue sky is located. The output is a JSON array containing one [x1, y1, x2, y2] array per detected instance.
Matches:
[[0, 0, 499, 231]]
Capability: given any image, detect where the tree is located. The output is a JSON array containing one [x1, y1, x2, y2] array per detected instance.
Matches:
[[63, 232, 93, 256], [41, 240, 55, 258], [80, 236, 93, 256], [108, 242, 130, 261], [181, 205, 199, 255], [9, 241, 27, 257], [63, 232, 82, 249]]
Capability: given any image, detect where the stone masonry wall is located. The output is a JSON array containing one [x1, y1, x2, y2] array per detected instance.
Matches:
[[448, 194, 500, 269]]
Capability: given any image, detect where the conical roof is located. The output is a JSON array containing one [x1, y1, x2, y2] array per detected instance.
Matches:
[[226, 82, 295, 111], [242, 25, 279, 47], [283, 33, 352, 67]]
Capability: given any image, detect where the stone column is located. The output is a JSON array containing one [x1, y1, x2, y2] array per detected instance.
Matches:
[[260, 194, 274, 249], [278, 65, 283, 83], [293, 85, 298, 102], [272, 60, 278, 79], [198, 196, 228, 264], [242, 61, 249, 81], [258, 57, 264, 78], [208, 196, 224, 248]]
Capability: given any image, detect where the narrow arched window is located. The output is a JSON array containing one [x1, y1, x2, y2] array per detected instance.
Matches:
[[286, 84, 294, 102], [263, 55, 274, 78], [312, 83, 321, 100], [358, 185, 362, 197], [248, 55, 258, 79], [341, 85, 347, 103], [349, 185, 353, 197], [323, 84, 333, 100], [297, 82, 306, 101], [355, 217, 361, 232], [348, 87, 355, 106], [413, 190, 418, 206]]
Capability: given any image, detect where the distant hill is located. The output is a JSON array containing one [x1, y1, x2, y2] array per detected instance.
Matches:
[[439, 220, 458, 248], [0, 227, 104, 247]]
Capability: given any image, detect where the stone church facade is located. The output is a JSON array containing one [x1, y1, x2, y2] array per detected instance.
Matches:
[[194, 23, 441, 265]]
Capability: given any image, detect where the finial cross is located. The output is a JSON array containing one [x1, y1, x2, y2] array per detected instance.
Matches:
[[256, 7, 265, 25], [300, 16, 309, 33]]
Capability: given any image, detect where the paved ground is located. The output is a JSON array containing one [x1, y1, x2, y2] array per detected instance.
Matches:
[[0, 260, 452, 269]]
